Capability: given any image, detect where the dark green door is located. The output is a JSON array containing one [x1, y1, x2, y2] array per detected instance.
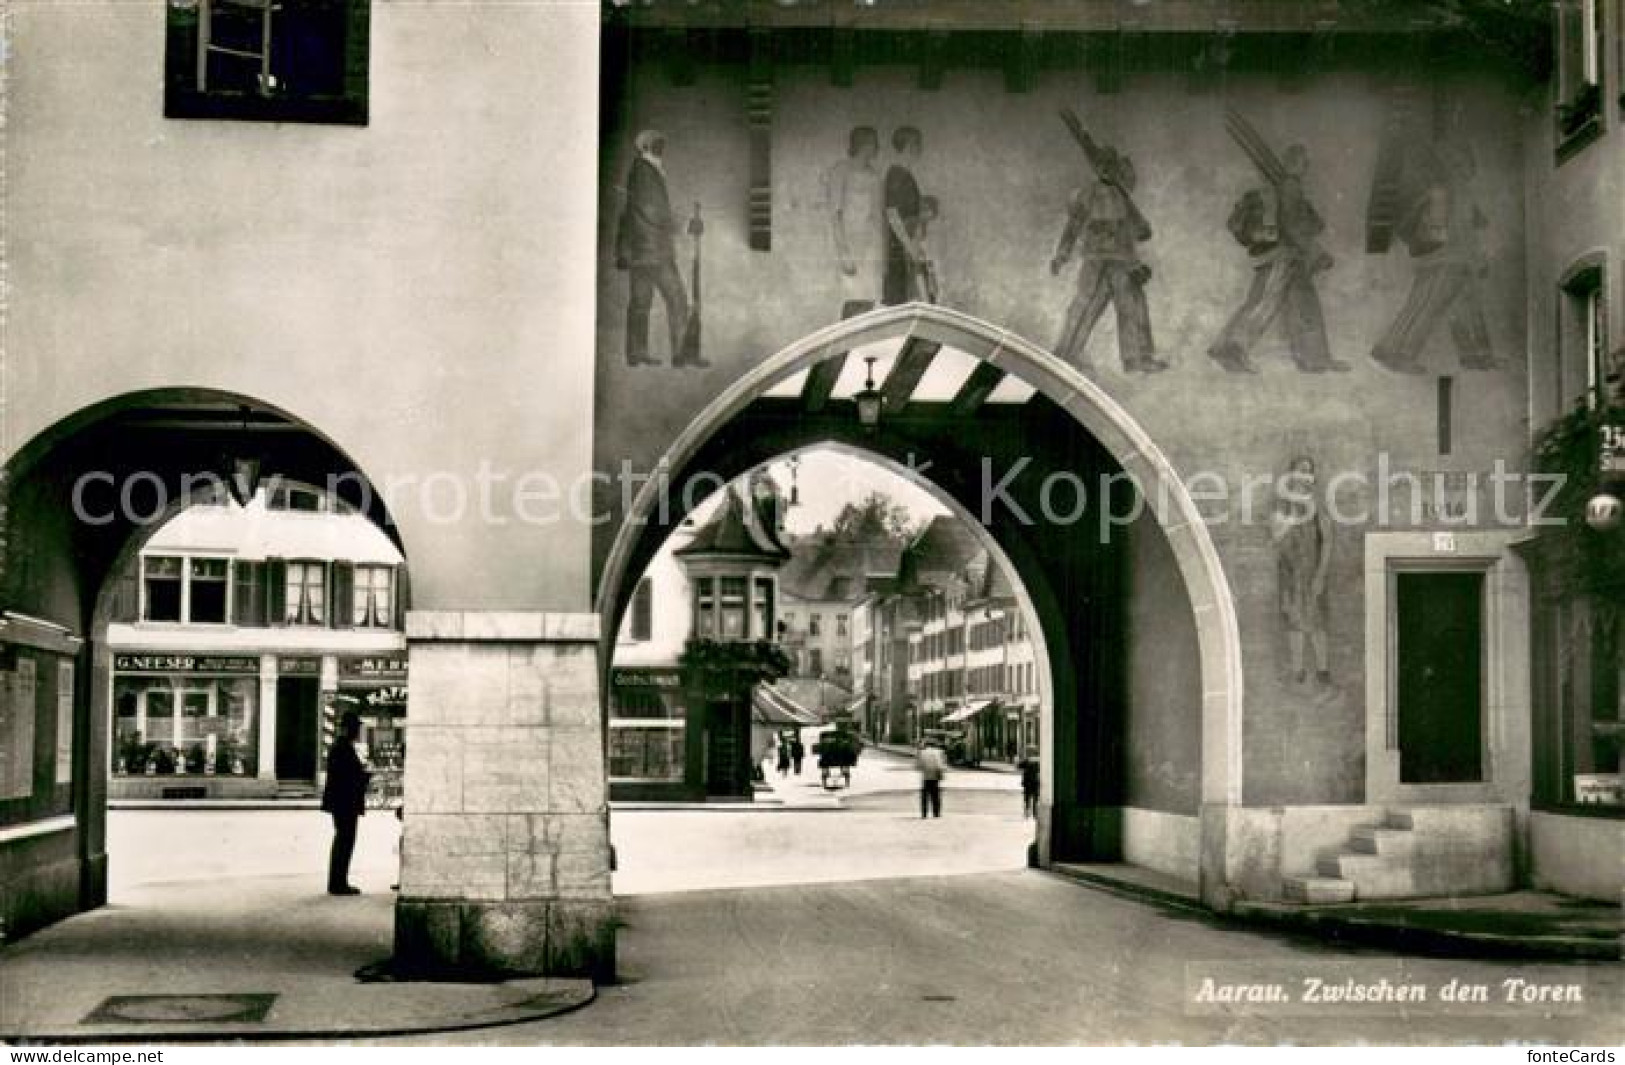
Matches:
[[275, 677, 319, 780], [1397, 571, 1484, 783]]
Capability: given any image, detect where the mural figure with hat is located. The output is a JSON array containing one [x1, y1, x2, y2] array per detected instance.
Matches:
[[615, 128, 707, 368], [1209, 112, 1347, 374], [1368, 138, 1497, 374], [1049, 109, 1164, 374]]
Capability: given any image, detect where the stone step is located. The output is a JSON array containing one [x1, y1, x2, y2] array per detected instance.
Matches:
[[1283, 876, 1356, 904], [1316, 853, 1418, 898], [1350, 826, 1416, 856]]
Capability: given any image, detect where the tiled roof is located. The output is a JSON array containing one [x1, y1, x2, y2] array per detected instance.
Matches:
[[675, 486, 791, 562]]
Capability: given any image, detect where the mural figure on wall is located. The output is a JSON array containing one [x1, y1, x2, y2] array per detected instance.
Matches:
[[1270, 455, 1335, 688], [882, 126, 934, 306], [1049, 109, 1163, 374], [1209, 112, 1348, 374], [615, 129, 705, 368], [1370, 142, 1497, 374], [822, 126, 885, 319]]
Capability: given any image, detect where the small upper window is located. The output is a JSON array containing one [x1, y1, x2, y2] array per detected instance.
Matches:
[[269, 484, 325, 512], [1561, 263, 1609, 409], [165, 0, 370, 126], [1554, 0, 1605, 156]]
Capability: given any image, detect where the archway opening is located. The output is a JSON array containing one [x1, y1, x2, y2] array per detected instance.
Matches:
[[598, 306, 1237, 889], [0, 389, 410, 941], [605, 446, 1052, 893]]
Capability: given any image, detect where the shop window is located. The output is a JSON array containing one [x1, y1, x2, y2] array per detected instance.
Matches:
[[142, 556, 184, 622], [112, 675, 258, 777], [164, 0, 369, 125], [1555, 0, 1606, 157], [285, 560, 327, 625], [1541, 599, 1624, 810], [189, 558, 230, 623], [353, 564, 395, 628]]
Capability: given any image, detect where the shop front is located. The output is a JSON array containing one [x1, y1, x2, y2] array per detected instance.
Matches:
[[111, 653, 265, 799], [607, 666, 689, 801], [327, 654, 409, 806]]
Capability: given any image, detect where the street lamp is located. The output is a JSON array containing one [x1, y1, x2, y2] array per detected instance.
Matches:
[[854, 356, 883, 429]]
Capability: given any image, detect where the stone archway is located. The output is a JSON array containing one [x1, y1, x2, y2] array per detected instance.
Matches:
[[597, 304, 1245, 906], [0, 387, 411, 938]]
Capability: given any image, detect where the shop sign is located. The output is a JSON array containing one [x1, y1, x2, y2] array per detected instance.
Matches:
[[1600, 420, 1625, 476], [277, 656, 322, 676], [611, 667, 682, 690], [338, 656, 408, 683], [357, 685, 408, 710], [114, 654, 259, 675]]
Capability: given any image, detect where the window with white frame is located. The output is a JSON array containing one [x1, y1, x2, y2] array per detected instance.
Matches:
[[352, 565, 395, 628], [285, 560, 327, 625], [1561, 262, 1609, 409], [143, 556, 184, 622]]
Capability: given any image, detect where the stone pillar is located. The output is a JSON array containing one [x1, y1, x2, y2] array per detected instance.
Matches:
[[393, 611, 613, 981], [256, 654, 277, 780]]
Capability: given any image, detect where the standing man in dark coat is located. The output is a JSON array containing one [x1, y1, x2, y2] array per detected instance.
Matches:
[[321, 709, 370, 896], [616, 129, 691, 367]]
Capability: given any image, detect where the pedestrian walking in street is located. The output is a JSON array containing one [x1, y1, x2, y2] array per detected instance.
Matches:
[[790, 735, 806, 776], [917, 739, 947, 818], [1018, 751, 1040, 820], [320, 710, 371, 896], [777, 734, 792, 778]]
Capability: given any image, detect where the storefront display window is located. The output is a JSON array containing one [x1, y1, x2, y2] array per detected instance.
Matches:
[[113, 673, 258, 777], [609, 669, 685, 782]]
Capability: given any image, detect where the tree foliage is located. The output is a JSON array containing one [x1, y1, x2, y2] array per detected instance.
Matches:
[[826, 490, 917, 543]]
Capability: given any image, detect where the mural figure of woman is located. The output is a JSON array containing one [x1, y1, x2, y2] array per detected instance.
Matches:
[[823, 126, 885, 319], [882, 126, 928, 306], [1270, 456, 1334, 687]]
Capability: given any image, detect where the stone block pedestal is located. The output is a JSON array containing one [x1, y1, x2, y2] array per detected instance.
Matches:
[[393, 611, 614, 981]]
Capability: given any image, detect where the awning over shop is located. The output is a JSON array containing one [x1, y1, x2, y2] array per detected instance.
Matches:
[[752, 684, 821, 728], [943, 698, 999, 725]]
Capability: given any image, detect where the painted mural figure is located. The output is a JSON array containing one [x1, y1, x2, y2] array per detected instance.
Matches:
[[1049, 115, 1162, 374], [882, 126, 932, 306], [1271, 456, 1334, 687], [1371, 144, 1497, 374], [1209, 114, 1347, 374], [615, 129, 696, 368], [822, 126, 885, 319]]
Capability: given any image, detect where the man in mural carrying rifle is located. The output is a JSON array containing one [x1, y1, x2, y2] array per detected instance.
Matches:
[[1208, 111, 1348, 374], [1049, 108, 1165, 375]]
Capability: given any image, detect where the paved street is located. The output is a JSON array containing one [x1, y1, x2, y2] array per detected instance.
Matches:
[[69, 748, 1623, 1045]]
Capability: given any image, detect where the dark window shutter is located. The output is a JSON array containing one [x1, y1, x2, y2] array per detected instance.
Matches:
[[631, 578, 653, 641], [265, 557, 288, 626], [108, 562, 139, 623], [342, 0, 371, 115], [232, 560, 265, 626], [393, 565, 410, 631], [331, 561, 355, 629]]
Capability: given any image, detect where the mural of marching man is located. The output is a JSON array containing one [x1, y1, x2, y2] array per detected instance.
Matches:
[[1208, 112, 1349, 374], [1049, 109, 1165, 375], [1370, 140, 1499, 374]]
